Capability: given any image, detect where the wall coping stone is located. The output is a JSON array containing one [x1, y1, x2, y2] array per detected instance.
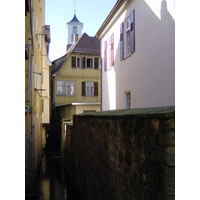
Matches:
[[74, 106, 175, 119]]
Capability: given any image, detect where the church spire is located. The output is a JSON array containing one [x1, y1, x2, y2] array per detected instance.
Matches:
[[74, 0, 76, 15]]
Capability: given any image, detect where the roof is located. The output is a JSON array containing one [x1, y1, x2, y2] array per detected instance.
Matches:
[[95, 0, 125, 38], [51, 32, 100, 75], [67, 11, 83, 24]]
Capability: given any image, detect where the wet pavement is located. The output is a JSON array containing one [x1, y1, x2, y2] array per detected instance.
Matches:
[[35, 141, 81, 200]]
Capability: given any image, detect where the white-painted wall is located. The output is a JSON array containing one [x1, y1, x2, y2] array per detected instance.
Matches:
[[66, 21, 83, 45], [100, 0, 175, 111]]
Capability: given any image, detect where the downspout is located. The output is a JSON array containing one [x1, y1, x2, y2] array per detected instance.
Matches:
[[26, 25, 31, 183], [30, 0, 35, 172]]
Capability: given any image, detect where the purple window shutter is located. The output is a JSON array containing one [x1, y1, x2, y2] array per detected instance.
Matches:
[[130, 9, 135, 53], [111, 33, 114, 66], [104, 41, 107, 71], [120, 22, 124, 60]]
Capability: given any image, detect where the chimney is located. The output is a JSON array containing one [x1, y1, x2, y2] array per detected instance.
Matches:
[[74, 34, 78, 44]]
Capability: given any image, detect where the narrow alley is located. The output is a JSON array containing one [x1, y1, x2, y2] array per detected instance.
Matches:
[[27, 137, 81, 200]]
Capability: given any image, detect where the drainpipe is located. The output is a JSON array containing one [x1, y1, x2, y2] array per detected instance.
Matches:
[[30, 0, 35, 172], [26, 15, 31, 184]]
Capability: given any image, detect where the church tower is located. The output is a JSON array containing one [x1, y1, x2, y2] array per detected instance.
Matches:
[[66, 10, 83, 51]]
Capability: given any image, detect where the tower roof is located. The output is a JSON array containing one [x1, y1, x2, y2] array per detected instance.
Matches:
[[67, 10, 82, 24]]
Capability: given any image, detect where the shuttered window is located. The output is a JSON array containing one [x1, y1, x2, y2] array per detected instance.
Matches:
[[72, 56, 76, 68], [120, 22, 124, 60], [82, 82, 98, 96], [111, 33, 114, 66], [83, 57, 86, 68], [76, 57, 81, 68], [104, 41, 107, 71], [120, 9, 135, 60], [130, 9, 135, 53], [94, 58, 99, 69]]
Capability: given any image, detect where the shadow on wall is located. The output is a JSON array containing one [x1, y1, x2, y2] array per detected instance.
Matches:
[[105, 0, 175, 109]]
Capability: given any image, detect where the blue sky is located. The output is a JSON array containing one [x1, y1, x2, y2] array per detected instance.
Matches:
[[45, 0, 117, 61]]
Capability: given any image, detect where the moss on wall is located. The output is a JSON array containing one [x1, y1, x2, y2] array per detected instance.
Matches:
[[69, 106, 175, 200]]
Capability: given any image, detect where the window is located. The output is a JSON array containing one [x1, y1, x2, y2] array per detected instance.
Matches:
[[34, 61, 40, 92], [124, 91, 131, 109], [120, 22, 124, 60], [82, 82, 98, 96], [66, 81, 75, 96], [72, 56, 82, 68], [35, 11, 38, 34], [120, 9, 135, 60], [71, 26, 77, 41], [76, 57, 81, 68], [86, 58, 94, 68], [86, 82, 94, 96], [73, 26, 77, 34], [104, 33, 114, 71], [126, 19, 131, 56], [108, 37, 111, 70], [57, 81, 65, 96]]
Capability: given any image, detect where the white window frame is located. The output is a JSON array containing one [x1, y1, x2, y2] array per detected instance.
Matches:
[[76, 57, 81, 68], [86, 82, 94, 96], [86, 57, 94, 69], [66, 81, 75, 96], [124, 17, 131, 57], [57, 81, 65, 96], [124, 90, 131, 109]]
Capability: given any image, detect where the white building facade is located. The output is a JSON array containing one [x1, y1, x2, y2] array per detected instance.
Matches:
[[66, 10, 83, 50], [96, 0, 175, 111]]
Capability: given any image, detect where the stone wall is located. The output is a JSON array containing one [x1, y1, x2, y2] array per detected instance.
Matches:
[[70, 106, 175, 200]]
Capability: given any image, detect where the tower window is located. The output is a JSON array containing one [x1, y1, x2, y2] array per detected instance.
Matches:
[[73, 26, 77, 34]]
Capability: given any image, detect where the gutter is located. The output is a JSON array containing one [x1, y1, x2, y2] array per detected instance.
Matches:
[[95, 0, 124, 38]]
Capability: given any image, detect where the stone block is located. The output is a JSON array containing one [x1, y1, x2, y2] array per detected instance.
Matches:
[[164, 167, 175, 195], [165, 147, 175, 166]]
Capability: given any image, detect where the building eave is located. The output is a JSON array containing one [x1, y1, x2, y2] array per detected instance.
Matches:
[[55, 102, 101, 107], [95, 0, 129, 39]]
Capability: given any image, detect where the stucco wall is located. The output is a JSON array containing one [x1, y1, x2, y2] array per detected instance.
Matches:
[[100, 0, 175, 110], [70, 106, 175, 200], [54, 54, 101, 106]]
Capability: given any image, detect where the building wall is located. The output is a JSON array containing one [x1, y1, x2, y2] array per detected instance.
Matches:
[[25, 0, 46, 173], [71, 106, 175, 200], [100, 0, 175, 111], [42, 39, 51, 124], [75, 104, 101, 114], [54, 53, 101, 106]]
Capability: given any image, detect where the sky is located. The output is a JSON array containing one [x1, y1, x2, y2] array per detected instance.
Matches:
[[45, 0, 117, 62]]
